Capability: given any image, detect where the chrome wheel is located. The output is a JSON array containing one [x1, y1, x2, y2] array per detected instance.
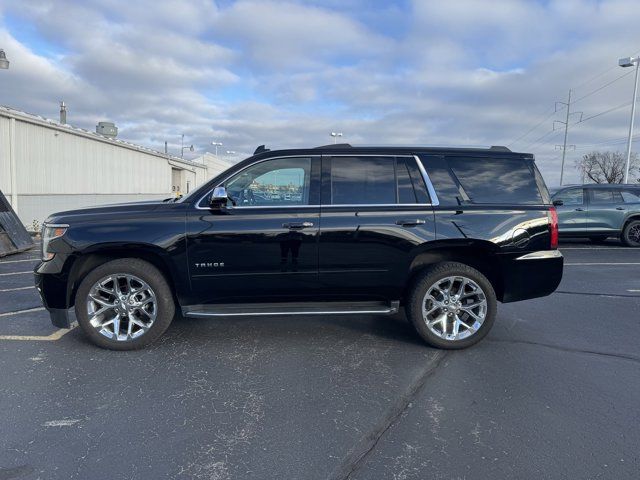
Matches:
[[422, 275, 487, 341], [86, 274, 157, 342]]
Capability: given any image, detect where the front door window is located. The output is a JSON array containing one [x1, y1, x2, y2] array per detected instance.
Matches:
[[224, 158, 312, 207]]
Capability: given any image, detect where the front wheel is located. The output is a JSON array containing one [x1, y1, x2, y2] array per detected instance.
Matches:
[[622, 220, 640, 247], [75, 258, 175, 350], [406, 262, 497, 349]]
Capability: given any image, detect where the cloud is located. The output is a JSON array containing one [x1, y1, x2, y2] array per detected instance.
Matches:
[[1, 0, 639, 185]]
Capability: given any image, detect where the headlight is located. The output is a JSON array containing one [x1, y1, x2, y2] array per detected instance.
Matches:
[[41, 224, 68, 261]]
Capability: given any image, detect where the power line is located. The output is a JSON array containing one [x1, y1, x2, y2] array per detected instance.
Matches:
[[506, 107, 559, 147], [573, 133, 640, 150], [572, 48, 640, 91], [571, 69, 634, 104], [512, 48, 640, 153], [524, 128, 564, 150], [574, 101, 631, 125]]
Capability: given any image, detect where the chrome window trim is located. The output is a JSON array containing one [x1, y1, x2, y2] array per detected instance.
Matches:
[[413, 155, 440, 207], [322, 204, 432, 208], [195, 153, 441, 210], [200, 203, 433, 211], [516, 250, 563, 261]]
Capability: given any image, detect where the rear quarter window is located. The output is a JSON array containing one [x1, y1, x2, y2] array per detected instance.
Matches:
[[446, 156, 545, 205], [621, 189, 640, 203]]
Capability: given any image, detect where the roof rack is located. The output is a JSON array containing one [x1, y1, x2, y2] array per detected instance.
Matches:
[[315, 143, 353, 149]]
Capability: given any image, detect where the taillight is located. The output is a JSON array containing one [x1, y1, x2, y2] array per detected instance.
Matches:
[[548, 207, 559, 249]]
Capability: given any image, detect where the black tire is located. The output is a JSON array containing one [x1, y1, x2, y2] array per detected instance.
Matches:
[[406, 262, 497, 349], [622, 220, 640, 247], [74, 258, 175, 350]]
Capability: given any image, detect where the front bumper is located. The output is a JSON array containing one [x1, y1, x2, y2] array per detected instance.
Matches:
[[499, 250, 564, 303], [34, 258, 73, 328]]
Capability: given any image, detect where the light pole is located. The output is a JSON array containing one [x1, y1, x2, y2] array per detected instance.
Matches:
[[211, 141, 223, 156], [330, 132, 342, 144], [619, 56, 640, 183], [181, 134, 194, 159], [0, 49, 9, 70]]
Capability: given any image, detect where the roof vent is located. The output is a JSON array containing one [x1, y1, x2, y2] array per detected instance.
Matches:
[[96, 121, 118, 138], [489, 145, 511, 152]]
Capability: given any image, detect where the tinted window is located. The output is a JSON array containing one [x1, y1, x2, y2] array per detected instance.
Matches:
[[405, 157, 431, 204], [621, 189, 640, 203], [555, 188, 583, 206], [447, 157, 543, 205], [224, 157, 312, 206], [331, 156, 395, 205], [590, 189, 622, 204], [397, 158, 417, 204], [418, 155, 463, 206]]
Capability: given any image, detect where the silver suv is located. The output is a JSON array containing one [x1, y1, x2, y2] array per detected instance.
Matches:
[[551, 184, 640, 247]]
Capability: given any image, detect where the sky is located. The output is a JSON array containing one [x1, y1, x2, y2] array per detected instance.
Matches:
[[0, 0, 639, 185]]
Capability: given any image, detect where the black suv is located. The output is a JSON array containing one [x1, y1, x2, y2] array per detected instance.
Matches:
[[35, 145, 563, 350]]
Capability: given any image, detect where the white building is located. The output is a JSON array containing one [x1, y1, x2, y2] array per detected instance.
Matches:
[[0, 106, 235, 228]]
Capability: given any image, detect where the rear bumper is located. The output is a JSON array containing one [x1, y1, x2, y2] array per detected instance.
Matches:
[[499, 250, 563, 303]]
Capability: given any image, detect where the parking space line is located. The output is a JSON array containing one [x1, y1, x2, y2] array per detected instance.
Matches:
[[565, 262, 640, 266], [0, 258, 40, 264], [0, 307, 45, 318], [0, 286, 35, 292], [0, 271, 32, 276], [0, 325, 76, 341]]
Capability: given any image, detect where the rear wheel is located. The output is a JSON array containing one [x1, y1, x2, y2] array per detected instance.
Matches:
[[74, 258, 175, 350], [622, 220, 640, 247], [406, 262, 496, 349]]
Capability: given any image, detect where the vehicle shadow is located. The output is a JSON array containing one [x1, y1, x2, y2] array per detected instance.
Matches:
[[166, 309, 427, 348]]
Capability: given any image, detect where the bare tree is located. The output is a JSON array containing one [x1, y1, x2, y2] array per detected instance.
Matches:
[[574, 151, 640, 184]]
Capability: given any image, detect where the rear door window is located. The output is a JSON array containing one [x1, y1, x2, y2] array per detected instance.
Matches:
[[329, 156, 430, 205], [396, 157, 417, 204], [446, 157, 543, 205], [555, 188, 584, 206], [331, 156, 396, 205]]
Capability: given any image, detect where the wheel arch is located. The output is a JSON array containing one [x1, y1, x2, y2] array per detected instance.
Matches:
[[66, 243, 180, 308], [623, 213, 640, 230], [406, 240, 505, 302]]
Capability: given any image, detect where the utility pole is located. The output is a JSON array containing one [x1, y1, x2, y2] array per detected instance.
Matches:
[[554, 90, 582, 186], [619, 56, 640, 183]]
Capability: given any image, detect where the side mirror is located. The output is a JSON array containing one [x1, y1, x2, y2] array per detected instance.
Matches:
[[210, 186, 228, 209], [552, 199, 564, 207]]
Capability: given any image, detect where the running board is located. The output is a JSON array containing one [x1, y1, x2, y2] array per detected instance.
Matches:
[[183, 300, 400, 318]]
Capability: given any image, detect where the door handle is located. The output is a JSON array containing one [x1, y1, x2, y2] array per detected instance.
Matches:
[[616, 207, 626, 210], [396, 219, 426, 227], [282, 221, 314, 229], [574, 208, 584, 211]]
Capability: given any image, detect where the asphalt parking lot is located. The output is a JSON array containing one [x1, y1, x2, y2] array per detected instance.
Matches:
[[1, 241, 638, 479]]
